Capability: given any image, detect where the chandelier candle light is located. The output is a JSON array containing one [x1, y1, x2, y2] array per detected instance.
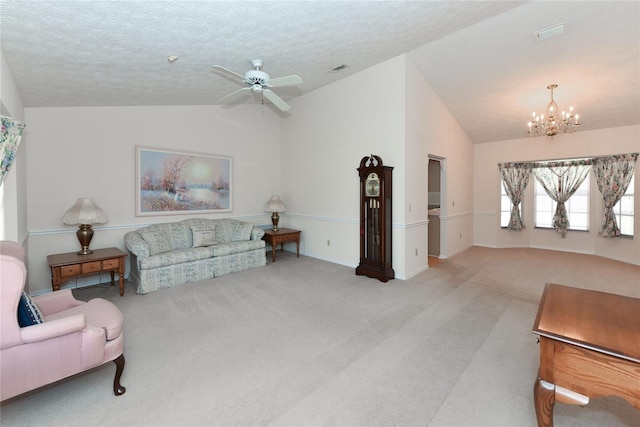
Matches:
[[264, 195, 286, 231], [528, 84, 580, 138], [62, 198, 108, 255]]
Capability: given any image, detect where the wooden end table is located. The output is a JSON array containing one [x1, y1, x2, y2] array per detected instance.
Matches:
[[532, 283, 640, 426], [262, 228, 300, 262], [47, 247, 127, 296]]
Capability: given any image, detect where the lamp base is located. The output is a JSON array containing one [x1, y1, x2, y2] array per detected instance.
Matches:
[[271, 212, 280, 232], [76, 224, 94, 255]]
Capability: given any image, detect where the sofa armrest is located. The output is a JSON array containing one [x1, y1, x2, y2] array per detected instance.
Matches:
[[124, 231, 150, 258], [251, 226, 265, 241], [33, 289, 83, 316], [20, 314, 86, 344]]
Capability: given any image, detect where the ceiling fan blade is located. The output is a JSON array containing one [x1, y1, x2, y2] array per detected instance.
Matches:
[[220, 87, 251, 102], [268, 75, 303, 87], [211, 65, 246, 82], [262, 89, 291, 112]]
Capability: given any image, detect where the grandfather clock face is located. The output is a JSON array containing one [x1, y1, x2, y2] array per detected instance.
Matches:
[[365, 172, 380, 197], [356, 155, 394, 282]]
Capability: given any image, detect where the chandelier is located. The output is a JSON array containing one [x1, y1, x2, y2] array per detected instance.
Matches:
[[527, 84, 580, 138]]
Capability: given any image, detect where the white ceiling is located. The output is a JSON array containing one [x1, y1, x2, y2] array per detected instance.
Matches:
[[1, 1, 638, 143]]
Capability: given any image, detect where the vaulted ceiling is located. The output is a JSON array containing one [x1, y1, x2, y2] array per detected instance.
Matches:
[[1, 1, 638, 143]]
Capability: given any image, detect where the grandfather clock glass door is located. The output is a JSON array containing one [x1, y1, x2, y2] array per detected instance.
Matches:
[[356, 155, 394, 282]]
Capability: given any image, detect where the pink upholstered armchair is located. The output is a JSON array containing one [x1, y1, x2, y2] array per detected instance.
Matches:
[[0, 241, 126, 401]]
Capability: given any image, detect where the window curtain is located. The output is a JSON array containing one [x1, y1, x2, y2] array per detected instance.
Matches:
[[533, 162, 591, 236], [0, 116, 25, 187], [499, 162, 532, 230], [593, 153, 638, 237]]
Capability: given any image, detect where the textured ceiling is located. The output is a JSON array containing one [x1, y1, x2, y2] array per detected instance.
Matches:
[[1, 1, 638, 143]]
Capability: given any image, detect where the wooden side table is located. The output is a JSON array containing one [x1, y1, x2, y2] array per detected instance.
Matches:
[[47, 247, 127, 296], [262, 228, 301, 262], [532, 283, 640, 426]]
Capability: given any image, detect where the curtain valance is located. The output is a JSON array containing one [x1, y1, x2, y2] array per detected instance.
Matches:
[[498, 154, 638, 170], [498, 158, 592, 171]]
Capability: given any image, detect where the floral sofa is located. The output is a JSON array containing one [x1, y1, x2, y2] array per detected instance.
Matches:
[[124, 218, 266, 294]]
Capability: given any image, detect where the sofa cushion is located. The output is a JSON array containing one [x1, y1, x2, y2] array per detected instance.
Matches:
[[164, 222, 191, 250], [17, 292, 44, 327], [214, 219, 233, 243], [138, 247, 217, 270], [138, 227, 172, 255], [251, 227, 265, 240], [231, 222, 254, 242], [211, 240, 265, 257], [191, 225, 217, 247]]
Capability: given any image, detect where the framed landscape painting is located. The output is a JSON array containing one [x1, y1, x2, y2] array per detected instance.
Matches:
[[136, 146, 232, 216]]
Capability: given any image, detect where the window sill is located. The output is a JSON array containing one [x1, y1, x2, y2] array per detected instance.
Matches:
[[533, 226, 589, 233]]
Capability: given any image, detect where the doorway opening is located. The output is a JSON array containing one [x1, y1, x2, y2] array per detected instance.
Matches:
[[428, 155, 445, 264]]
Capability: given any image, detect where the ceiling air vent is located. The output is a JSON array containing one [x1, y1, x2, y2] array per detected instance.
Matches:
[[328, 64, 349, 73], [535, 22, 567, 42]]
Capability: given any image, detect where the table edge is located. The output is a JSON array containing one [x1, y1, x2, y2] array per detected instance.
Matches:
[[532, 283, 640, 364]]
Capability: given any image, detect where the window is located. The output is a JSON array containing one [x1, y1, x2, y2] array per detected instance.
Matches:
[[498, 155, 636, 237], [535, 177, 589, 231], [500, 180, 517, 227], [612, 173, 634, 236]]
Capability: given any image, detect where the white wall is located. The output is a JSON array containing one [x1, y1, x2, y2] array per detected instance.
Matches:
[[24, 105, 282, 293], [404, 56, 475, 269], [474, 125, 640, 265], [280, 54, 475, 279], [281, 55, 407, 274]]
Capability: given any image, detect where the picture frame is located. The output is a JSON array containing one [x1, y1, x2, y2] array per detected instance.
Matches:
[[135, 146, 232, 216]]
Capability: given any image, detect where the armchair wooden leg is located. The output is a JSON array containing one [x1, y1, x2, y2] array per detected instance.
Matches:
[[113, 354, 126, 396]]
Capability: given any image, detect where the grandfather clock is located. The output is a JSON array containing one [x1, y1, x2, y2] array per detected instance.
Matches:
[[356, 154, 394, 282]]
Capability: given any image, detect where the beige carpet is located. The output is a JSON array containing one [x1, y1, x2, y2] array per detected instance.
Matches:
[[1, 247, 638, 426]]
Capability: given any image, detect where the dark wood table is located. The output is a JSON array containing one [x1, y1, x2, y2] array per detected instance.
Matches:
[[47, 247, 127, 296], [532, 283, 640, 426], [262, 228, 300, 262]]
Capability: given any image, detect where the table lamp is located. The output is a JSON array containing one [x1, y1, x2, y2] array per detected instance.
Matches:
[[62, 198, 108, 255], [264, 195, 286, 231]]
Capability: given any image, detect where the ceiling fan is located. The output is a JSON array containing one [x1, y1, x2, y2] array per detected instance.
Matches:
[[211, 59, 303, 112]]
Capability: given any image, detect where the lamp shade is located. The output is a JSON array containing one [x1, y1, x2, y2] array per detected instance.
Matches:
[[62, 198, 108, 225], [264, 195, 286, 213]]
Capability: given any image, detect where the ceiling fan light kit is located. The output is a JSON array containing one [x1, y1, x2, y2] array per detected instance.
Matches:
[[211, 59, 303, 112], [527, 84, 580, 139]]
